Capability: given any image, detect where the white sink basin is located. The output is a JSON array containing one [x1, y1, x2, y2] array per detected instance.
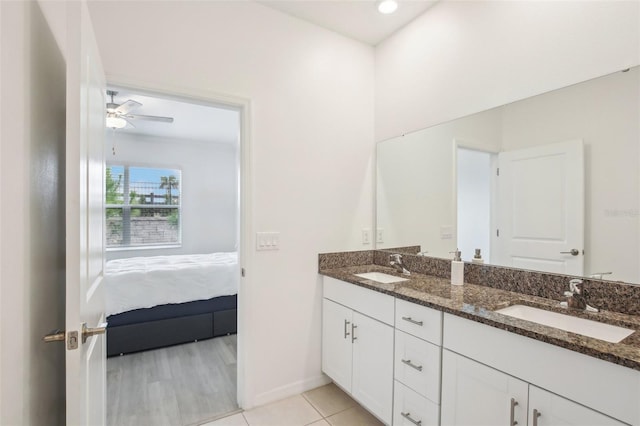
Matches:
[[495, 304, 634, 343], [354, 272, 409, 284]]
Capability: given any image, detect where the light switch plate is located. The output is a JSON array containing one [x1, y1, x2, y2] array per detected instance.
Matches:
[[440, 225, 453, 240], [256, 232, 280, 251], [362, 228, 371, 245]]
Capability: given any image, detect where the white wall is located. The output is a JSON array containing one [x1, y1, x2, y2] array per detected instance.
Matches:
[[376, 0, 639, 282], [87, 1, 375, 407], [375, 0, 640, 142], [105, 132, 239, 261], [0, 1, 66, 424], [377, 107, 502, 257]]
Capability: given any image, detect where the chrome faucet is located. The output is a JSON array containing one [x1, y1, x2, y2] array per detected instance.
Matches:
[[389, 253, 411, 276], [561, 279, 598, 312]]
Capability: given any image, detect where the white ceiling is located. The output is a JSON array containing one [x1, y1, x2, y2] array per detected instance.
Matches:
[[107, 88, 240, 145], [106, 1, 436, 141], [258, 0, 437, 46]]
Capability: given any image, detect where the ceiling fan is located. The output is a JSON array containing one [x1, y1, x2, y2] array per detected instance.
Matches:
[[106, 90, 174, 129]]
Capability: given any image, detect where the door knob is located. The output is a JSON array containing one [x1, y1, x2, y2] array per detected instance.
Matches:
[[43, 329, 65, 343], [560, 249, 580, 256], [82, 322, 107, 343], [43, 329, 79, 349]]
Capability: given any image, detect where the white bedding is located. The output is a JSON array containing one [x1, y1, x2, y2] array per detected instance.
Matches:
[[105, 252, 238, 317]]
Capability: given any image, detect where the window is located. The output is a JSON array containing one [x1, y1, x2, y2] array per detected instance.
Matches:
[[106, 165, 181, 249]]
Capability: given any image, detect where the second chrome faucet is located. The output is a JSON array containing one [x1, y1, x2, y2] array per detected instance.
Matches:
[[389, 253, 411, 276], [561, 279, 598, 312]]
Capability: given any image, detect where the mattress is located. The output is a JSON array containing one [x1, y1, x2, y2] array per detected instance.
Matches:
[[107, 294, 237, 327], [105, 252, 238, 316]]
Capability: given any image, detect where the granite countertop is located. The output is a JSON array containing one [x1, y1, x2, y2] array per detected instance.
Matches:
[[319, 264, 640, 371]]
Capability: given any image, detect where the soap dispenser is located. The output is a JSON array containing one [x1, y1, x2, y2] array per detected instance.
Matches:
[[472, 248, 484, 265], [450, 249, 464, 286]]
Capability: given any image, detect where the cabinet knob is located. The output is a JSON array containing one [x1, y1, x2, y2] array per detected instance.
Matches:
[[401, 316, 424, 326], [344, 320, 350, 339], [532, 409, 541, 426], [510, 398, 519, 426], [401, 411, 422, 426], [401, 359, 423, 372]]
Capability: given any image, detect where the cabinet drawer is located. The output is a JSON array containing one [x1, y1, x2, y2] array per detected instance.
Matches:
[[393, 380, 439, 426], [323, 277, 394, 325], [395, 298, 442, 344], [394, 330, 441, 403]]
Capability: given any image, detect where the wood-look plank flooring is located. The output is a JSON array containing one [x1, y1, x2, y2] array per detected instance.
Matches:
[[107, 334, 238, 426]]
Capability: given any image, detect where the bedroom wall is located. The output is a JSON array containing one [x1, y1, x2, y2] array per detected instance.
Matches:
[[105, 132, 239, 261], [88, 1, 375, 408], [375, 0, 640, 142]]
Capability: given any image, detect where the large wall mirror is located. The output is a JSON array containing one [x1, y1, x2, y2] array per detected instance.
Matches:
[[377, 66, 639, 284]]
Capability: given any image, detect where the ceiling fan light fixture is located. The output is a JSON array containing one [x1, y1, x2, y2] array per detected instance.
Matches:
[[106, 114, 127, 129], [377, 0, 398, 14]]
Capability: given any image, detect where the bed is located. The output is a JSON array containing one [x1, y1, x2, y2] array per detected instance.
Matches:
[[105, 252, 238, 357]]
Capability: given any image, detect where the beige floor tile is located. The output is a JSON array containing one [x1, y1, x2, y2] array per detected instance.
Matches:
[[326, 406, 384, 426], [302, 383, 357, 417], [200, 413, 248, 426], [306, 420, 330, 426], [242, 395, 322, 426]]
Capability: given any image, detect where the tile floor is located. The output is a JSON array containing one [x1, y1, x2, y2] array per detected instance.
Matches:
[[200, 383, 384, 426]]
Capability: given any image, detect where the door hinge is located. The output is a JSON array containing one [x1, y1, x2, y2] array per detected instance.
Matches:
[[241, 268, 245, 277], [67, 330, 78, 350]]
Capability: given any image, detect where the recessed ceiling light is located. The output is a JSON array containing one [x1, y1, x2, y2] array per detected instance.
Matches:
[[378, 0, 398, 14]]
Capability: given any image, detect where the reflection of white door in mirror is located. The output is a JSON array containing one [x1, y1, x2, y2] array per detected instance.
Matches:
[[493, 139, 584, 276]]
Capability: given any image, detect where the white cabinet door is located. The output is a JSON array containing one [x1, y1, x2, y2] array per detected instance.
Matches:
[[441, 350, 528, 426], [529, 386, 627, 426], [322, 298, 353, 391], [351, 311, 394, 425]]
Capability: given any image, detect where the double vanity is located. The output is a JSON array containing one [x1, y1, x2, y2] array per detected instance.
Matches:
[[319, 250, 640, 426]]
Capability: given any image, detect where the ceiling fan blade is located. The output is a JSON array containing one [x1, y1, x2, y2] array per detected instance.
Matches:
[[115, 99, 142, 115], [126, 114, 174, 123], [124, 118, 135, 129]]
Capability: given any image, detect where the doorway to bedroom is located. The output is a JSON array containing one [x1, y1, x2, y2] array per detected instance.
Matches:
[[103, 86, 242, 426]]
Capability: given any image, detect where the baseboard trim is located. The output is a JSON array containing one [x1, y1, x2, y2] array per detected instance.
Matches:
[[249, 374, 332, 409]]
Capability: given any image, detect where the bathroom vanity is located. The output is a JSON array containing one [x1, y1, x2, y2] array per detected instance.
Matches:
[[319, 251, 640, 426]]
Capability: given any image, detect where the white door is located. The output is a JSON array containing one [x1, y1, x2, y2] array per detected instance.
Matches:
[[321, 298, 353, 391], [441, 350, 529, 426], [351, 311, 394, 425], [495, 139, 584, 275], [529, 386, 626, 426], [65, 2, 107, 425]]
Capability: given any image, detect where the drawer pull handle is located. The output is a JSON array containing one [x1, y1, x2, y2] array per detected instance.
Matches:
[[344, 320, 350, 339], [510, 398, 518, 426], [401, 359, 423, 371], [401, 412, 422, 426], [402, 316, 423, 326], [532, 409, 541, 426]]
